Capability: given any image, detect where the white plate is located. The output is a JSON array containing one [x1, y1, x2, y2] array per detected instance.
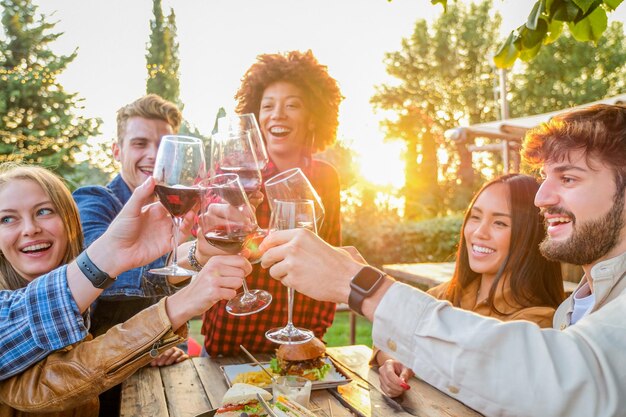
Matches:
[[220, 358, 351, 390]]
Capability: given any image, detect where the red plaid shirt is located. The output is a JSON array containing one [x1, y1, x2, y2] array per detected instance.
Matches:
[[201, 158, 341, 356]]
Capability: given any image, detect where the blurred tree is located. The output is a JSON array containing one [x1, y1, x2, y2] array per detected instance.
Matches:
[[316, 140, 359, 189], [510, 22, 626, 117], [404, 0, 624, 68], [146, 0, 181, 107], [0, 0, 100, 177], [372, 0, 500, 219]]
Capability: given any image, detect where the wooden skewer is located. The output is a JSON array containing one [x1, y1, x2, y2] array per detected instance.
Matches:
[[239, 344, 277, 383]]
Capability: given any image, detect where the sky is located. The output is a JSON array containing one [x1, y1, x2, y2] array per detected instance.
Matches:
[[35, 0, 626, 187]]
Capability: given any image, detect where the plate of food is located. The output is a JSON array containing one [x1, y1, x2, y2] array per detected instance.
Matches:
[[221, 338, 351, 390], [207, 383, 318, 417]]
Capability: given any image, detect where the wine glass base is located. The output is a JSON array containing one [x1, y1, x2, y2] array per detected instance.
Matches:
[[226, 290, 272, 316], [149, 265, 197, 277], [265, 326, 314, 345]]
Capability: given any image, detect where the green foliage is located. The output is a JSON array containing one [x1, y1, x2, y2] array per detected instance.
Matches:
[[315, 140, 359, 189], [393, 0, 623, 67], [492, 0, 624, 68], [342, 185, 462, 268], [509, 22, 626, 117], [372, 0, 500, 219], [146, 0, 181, 106], [0, 0, 100, 176]]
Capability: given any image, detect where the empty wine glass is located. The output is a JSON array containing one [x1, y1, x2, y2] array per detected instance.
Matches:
[[217, 113, 269, 167], [212, 114, 268, 194], [212, 130, 264, 195], [150, 135, 205, 276], [265, 199, 317, 344], [264, 168, 325, 229], [199, 173, 272, 316]]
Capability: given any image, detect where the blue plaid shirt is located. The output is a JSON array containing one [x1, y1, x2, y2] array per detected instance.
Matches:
[[0, 265, 88, 380]]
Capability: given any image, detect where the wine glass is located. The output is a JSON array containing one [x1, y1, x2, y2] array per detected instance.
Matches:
[[212, 113, 269, 195], [265, 199, 317, 344], [150, 135, 205, 276], [264, 168, 325, 229], [217, 113, 268, 167], [212, 130, 264, 195], [199, 173, 272, 316]]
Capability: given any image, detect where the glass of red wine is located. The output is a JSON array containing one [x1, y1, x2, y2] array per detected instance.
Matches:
[[264, 168, 325, 229], [150, 135, 205, 276], [265, 199, 317, 344], [199, 173, 272, 316]]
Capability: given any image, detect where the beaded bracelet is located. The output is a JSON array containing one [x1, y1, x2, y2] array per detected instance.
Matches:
[[187, 240, 204, 272]]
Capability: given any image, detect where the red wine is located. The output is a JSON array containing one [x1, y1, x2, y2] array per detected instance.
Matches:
[[219, 167, 261, 194], [204, 230, 249, 253], [154, 184, 200, 217]]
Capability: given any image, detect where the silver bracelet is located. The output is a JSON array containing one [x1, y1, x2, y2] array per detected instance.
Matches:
[[187, 240, 204, 272]]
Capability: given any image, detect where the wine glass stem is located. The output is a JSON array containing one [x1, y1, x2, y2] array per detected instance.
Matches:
[[171, 217, 182, 266], [287, 287, 295, 327], [241, 278, 253, 299]]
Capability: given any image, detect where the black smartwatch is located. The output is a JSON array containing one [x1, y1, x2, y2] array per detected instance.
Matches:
[[76, 251, 116, 289], [348, 266, 386, 316]]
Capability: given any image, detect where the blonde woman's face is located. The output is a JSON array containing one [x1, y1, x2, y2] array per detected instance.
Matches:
[[0, 179, 68, 281]]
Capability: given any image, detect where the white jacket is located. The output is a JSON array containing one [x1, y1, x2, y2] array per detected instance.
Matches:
[[373, 251, 626, 417]]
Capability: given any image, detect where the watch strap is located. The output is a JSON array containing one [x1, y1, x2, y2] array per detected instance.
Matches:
[[76, 251, 116, 289], [348, 266, 385, 316], [348, 287, 367, 316]]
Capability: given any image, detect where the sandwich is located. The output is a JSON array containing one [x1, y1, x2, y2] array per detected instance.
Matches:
[[270, 337, 331, 381], [272, 395, 318, 417], [216, 383, 272, 417]]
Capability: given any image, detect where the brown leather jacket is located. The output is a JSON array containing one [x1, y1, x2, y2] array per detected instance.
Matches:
[[0, 298, 187, 416]]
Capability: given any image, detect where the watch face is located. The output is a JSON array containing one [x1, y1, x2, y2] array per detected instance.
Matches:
[[353, 266, 384, 292]]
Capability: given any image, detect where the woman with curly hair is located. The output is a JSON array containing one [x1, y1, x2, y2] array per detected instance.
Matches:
[[200, 50, 344, 356]]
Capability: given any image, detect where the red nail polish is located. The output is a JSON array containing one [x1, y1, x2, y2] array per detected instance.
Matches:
[[400, 382, 410, 390]]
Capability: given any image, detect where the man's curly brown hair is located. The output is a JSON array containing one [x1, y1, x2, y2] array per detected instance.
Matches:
[[235, 50, 343, 153]]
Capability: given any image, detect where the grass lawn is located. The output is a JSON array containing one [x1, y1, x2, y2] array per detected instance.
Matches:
[[188, 311, 372, 351]]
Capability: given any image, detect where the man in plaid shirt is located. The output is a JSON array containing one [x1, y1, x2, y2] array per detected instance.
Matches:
[[201, 50, 343, 355]]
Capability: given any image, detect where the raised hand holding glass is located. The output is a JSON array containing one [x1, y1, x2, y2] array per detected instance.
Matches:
[[265, 199, 317, 344], [199, 174, 272, 315], [150, 135, 205, 277]]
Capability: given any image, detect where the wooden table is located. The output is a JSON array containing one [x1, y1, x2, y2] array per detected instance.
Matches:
[[120, 345, 481, 417], [382, 262, 456, 289], [383, 262, 578, 294]]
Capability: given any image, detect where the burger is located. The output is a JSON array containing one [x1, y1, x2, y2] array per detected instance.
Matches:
[[216, 383, 272, 417], [270, 337, 331, 381]]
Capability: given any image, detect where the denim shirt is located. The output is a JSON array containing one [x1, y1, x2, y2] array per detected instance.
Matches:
[[73, 174, 173, 299]]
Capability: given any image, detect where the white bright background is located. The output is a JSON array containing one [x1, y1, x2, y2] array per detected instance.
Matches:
[[37, 0, 626, 187]]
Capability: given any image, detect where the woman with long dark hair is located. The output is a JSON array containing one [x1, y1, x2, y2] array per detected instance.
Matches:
[[376, 173, 564, 397]]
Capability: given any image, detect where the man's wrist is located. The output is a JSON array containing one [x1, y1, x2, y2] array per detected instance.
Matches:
[[360, 277, 394, 321]]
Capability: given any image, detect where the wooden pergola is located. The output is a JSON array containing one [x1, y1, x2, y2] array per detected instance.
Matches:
[[445, 94, 626, 172]]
